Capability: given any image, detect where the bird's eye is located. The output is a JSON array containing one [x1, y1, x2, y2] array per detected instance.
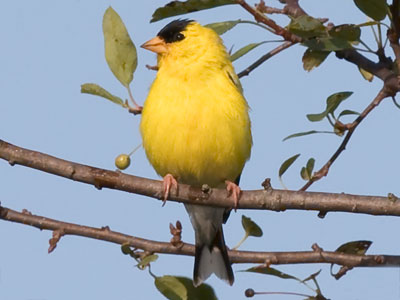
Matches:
[[174, 33, 184, 41]]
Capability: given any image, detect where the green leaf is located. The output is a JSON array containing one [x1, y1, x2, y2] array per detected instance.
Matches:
[[242, 215, 263, 237], [81, 83, 125, 106], [302, 49, 330, 71], [326, 91, 354, 115], [337, 109, 360, 119], [103, 7, 137, 87], [354, 0, 387, 21], [230, 41, 268, 62], [287, 15, 326, 39], [356, 21, 380, 27], [306, 158, 315, 174], [151, 0, 236, 22], [155, 276, 217, 300], [300, 167, 309, 180], [138, 254, 158, 268], [358, 67, 374, 82], [279, 154, 300, 177], [307, 91, 353, 122], [243, 266, 302, 282], [300, 158, 315, 181], [205, 20, 240, 35], [303, 37, 352, 51], [283, 130, 334, 141], [155, 276, 187, 300], [301, 158, 315, 180], [121, 242, 133, 255], [329, 25, 361, 41], [335, 240, 372, 255]]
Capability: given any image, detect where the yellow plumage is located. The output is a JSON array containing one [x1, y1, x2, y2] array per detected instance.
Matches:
[[141, 22, 251, 187], [140, 20, 252, 286]]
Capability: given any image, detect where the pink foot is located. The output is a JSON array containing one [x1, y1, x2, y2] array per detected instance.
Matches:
[[225, 180, 241, 211], [162, 174, 178, 206]]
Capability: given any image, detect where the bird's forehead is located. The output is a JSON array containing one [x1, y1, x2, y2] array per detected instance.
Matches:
[[157, 19, 194, 41]]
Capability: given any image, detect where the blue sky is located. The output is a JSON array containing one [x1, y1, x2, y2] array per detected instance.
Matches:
[[1, 1, 400, 299]]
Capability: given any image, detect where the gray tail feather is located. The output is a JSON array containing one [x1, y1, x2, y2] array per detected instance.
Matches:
[[193, 228, 234, 287]]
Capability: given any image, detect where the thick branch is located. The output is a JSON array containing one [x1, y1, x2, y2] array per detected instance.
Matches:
[[389, 0, 400, 70], [1, 204, 399, 267], [335, 49, 399, 93], [1, 139, 400, 216]]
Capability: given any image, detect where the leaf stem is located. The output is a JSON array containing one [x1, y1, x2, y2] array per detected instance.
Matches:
[[127, 85, 141, 108], [232, 233, 249, 250], [358, 39, 374, 52], [128, 144, 142, 157], [251, 291, 312, 298], [371, 24, 380, 47], [377, 23, 383, 48]]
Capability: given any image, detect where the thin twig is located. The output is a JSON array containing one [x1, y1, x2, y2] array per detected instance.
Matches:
[[1, 204, 399, 267], [238, 41, 294, 78], [300, 88, 389, 191], [1, 139, 400, 216]]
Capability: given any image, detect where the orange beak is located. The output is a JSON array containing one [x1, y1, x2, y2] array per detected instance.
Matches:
[[141, 36, 168, 54]]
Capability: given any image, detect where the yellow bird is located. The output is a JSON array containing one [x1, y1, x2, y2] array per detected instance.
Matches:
[[140, 19, 252, 286]]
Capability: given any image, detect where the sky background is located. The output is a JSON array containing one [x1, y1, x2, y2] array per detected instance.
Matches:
[[1, 1, 400, 299]]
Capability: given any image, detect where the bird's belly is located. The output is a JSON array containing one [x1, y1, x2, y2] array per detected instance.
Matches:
[[141, 95, 249, 187]]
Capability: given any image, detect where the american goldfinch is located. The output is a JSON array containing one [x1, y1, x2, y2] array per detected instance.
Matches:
[[140, 19, 252, 286]]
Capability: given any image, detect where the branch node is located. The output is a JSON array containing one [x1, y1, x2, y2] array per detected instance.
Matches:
[[332, 265, 353, 280], [201, 184, 211, 194], [48, 229, 65, 253], [374, 255, 385, 264], [261, 178, 272, 191], [264, 256, 279, 267], [101, 225, 111, 232], [93, 180, 103, 190], [145, 64, 158, 71], [66, 165, 76, 179], [170, 221, 183, 248], [388, 193, 399, 203], [128, 106, 143, 115], [312, 243, 323, 252], [21, 208, 32, 215]]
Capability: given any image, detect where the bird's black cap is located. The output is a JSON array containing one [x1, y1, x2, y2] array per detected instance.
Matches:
[[157, 19, 194, 43]]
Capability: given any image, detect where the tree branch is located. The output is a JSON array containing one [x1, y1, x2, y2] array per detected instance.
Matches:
[[335, 49, 399, 92], [300, 87, 390, 191], [1, 204, 399, 267], [1, 139, 400, 216], [238, 41, 294, 78], [236, 0, 301, 42], [388, 0, 400, 70]]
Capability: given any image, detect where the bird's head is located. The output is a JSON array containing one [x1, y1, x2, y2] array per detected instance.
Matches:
[[141, 19, 228, 68]]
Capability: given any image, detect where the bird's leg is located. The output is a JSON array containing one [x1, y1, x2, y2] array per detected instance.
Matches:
[[162, 174, 178, 206], [225, 180, 241, 211]]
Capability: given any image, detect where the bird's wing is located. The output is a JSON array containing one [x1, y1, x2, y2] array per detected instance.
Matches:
[[225, 67, 243, 93]]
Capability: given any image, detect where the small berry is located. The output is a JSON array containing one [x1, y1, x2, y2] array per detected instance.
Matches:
[[115, 154, 131, 170], [245, 289, 255, 297]]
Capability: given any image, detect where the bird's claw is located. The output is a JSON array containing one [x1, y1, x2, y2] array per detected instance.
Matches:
[[225, 180, 241, 211], [162, 174, 178, 206]]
